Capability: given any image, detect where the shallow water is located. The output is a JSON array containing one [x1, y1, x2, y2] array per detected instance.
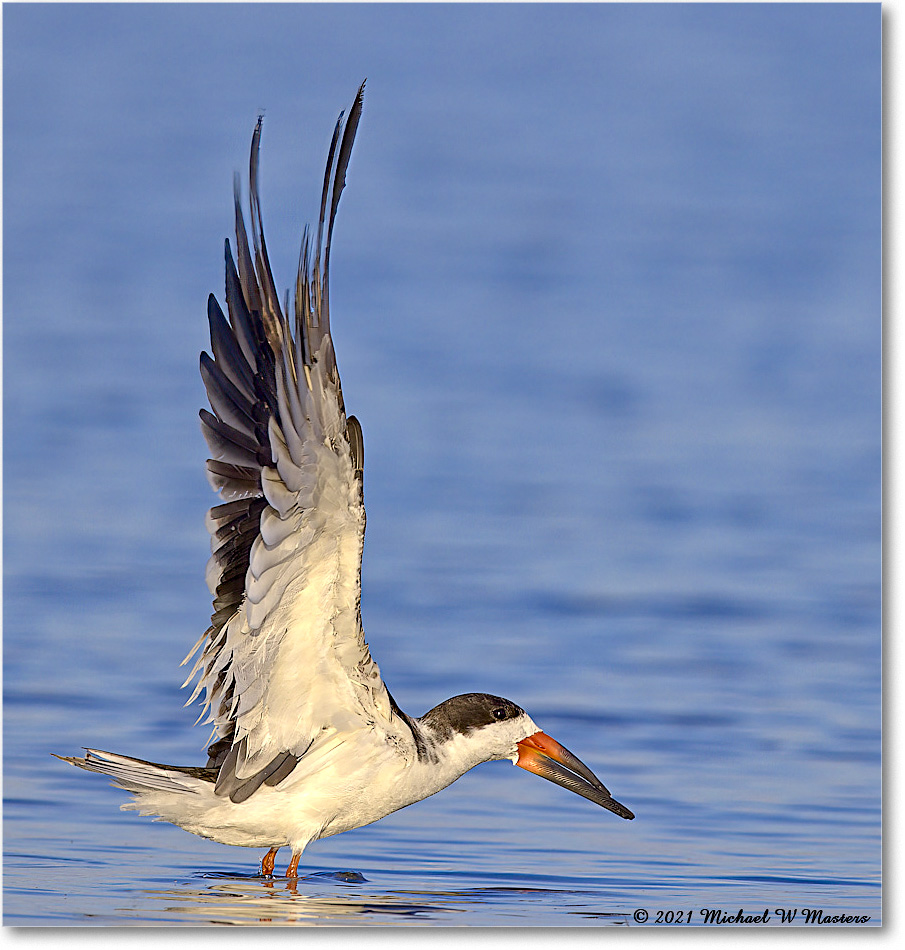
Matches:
[[3, 4, 880, 927]]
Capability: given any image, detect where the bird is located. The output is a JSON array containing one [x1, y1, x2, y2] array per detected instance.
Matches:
[[57, 83, 633, 879]]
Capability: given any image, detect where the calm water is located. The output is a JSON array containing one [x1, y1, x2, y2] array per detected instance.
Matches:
[[3, 4, 880, 927]]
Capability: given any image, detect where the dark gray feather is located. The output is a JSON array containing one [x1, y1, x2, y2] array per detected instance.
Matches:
[[224, 240, 260, 370], [229, 752, 300, 803], [200, 408, 264, 468], [233, 175, 261, 316], [200, 352, 257, 435], [207, 295, 255, 399]]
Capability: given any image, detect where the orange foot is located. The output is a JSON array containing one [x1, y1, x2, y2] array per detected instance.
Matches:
[[286, 852, 301, 878], [261, 847, 279, 877]]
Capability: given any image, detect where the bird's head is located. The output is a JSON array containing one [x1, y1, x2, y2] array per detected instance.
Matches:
[[419, 692, 634, 820]]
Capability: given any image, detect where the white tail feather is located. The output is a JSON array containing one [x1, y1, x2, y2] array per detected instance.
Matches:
[[58, 749, 207, 796]]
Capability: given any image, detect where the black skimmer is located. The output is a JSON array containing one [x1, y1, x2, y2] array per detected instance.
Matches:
[[58, 84, 633, 878]]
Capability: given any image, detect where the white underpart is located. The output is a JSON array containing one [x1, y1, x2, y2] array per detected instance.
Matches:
[[99, 713, 541, 854]]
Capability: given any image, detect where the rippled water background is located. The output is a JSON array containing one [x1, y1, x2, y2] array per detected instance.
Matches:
[[3, 3, 880, 928]]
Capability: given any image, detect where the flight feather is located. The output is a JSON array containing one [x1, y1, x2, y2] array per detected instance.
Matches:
[[182, 83, 406, 802]]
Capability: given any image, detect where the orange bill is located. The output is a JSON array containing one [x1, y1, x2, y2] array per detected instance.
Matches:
[[516, 731, 634, 820]]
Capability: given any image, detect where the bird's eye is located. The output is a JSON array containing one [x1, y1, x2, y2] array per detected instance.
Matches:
[[492, 708, 507, 721]]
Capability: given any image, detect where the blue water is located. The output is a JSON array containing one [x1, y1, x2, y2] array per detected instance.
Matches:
[[3, 3, 880, 927]]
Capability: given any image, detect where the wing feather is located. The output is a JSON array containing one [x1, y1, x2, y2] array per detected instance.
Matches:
[[199, 352, 257, 435], [183, 83, 412, 802], [206, 295, 256, 399]]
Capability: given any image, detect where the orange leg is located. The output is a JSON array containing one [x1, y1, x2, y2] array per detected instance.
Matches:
[[261, 847, 279, 876], [285, 852, 301, 878]]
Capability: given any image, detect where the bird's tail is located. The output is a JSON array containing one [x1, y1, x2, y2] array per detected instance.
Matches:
[[54, 749, 216, 797]]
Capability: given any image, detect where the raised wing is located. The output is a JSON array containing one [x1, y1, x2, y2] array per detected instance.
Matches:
[[181, 85, 409, 804]]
